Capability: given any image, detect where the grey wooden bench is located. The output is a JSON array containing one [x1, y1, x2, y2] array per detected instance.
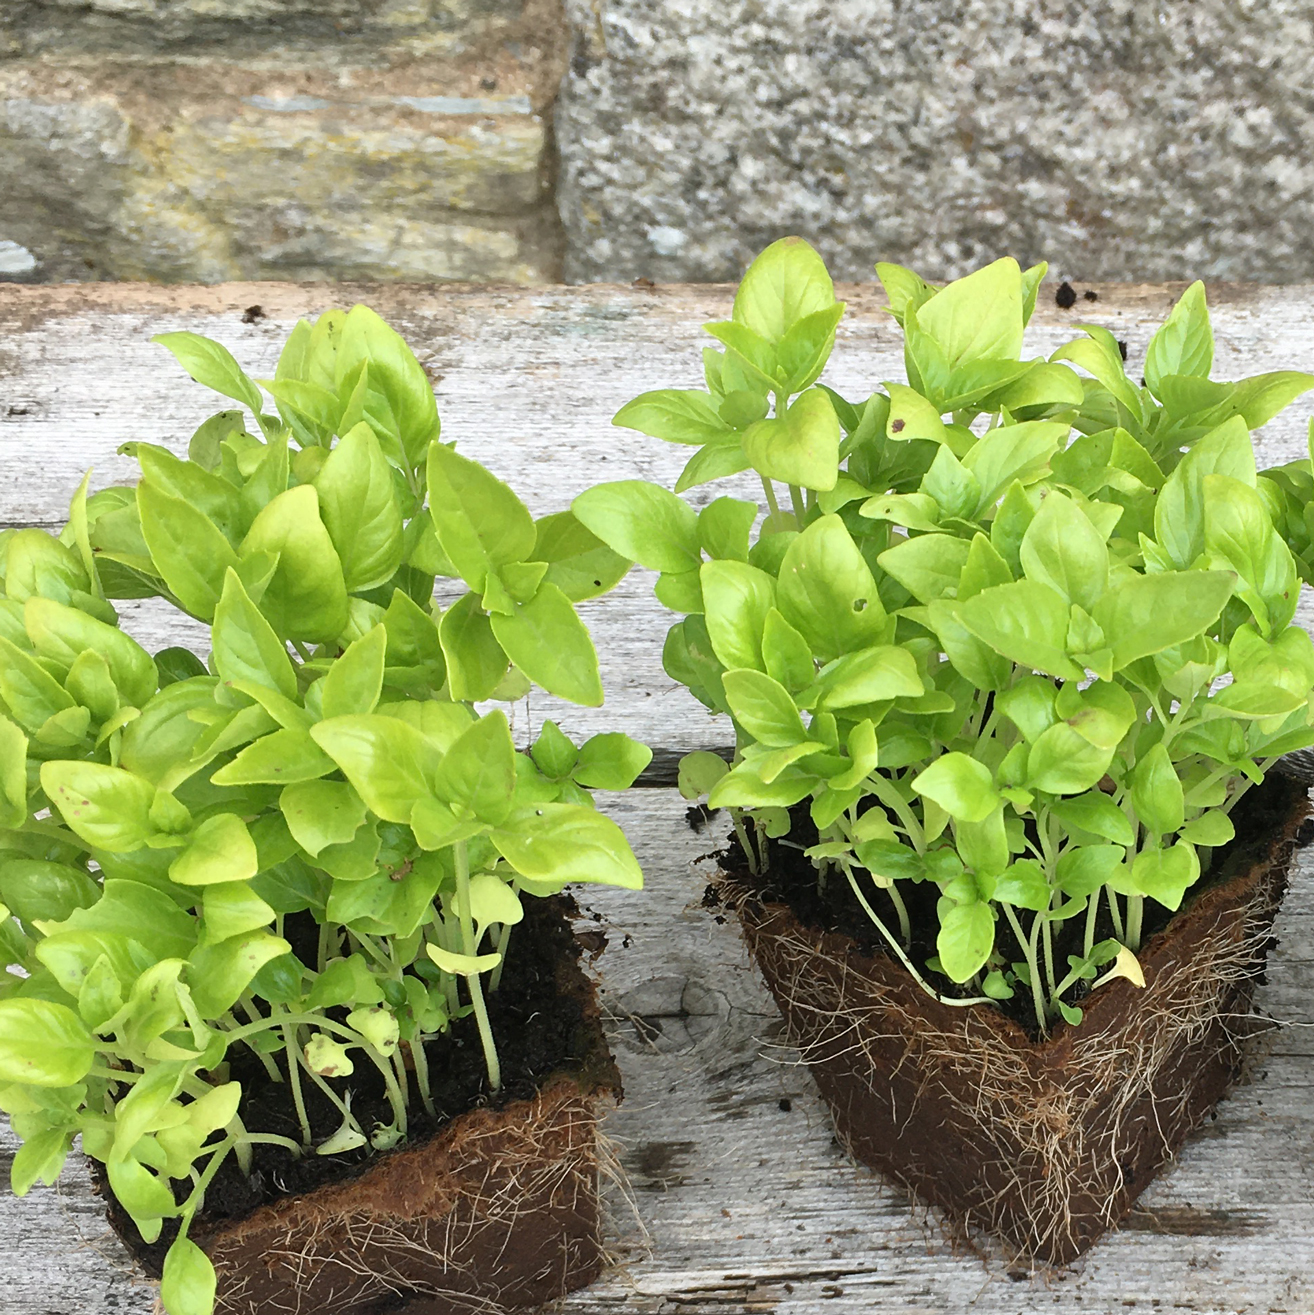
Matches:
[[1, 282, 1312, 1315]]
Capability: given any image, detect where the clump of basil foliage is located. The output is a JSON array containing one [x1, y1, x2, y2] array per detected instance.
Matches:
[[574, 237, 1314, 1042], [0, 307, 648, 1315]]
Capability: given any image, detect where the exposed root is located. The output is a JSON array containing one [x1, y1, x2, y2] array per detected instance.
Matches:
[[202, 1076, 611, 1315], [715, 789, 1304, 1266]]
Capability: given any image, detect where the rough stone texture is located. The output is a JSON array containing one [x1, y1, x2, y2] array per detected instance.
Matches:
[[0, 0, 568, 282], [14, 0, 1314, 287], [556, 0, 1314, 285], [0, 0, 531, 61]]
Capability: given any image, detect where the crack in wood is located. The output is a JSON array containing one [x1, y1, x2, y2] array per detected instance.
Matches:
[[1123, 1205, 1263, 1236]]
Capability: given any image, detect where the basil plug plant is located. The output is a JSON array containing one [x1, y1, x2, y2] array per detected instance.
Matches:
[[574, 237, 1314, 1034], [0, 307, 648, 1315]]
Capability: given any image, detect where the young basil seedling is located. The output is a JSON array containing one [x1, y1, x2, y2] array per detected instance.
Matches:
[[576, 236, 1314, 1039], [0, 306, 649, 1315]]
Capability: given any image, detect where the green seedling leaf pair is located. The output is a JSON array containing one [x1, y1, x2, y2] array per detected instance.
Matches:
[[585, 235, 1314, 1038], [613, 238, 845, 494], [0, 309, 649, 1315]]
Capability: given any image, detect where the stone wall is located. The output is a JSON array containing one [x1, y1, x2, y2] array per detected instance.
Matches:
[[0, 0, 568, 282], [6, 1, 1314, 285], [556, 0, 1314, 285]]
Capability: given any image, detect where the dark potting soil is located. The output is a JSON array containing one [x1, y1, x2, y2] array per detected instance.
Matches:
[[103, 895, 606, 1274], [716, 774, 1304, 1039]]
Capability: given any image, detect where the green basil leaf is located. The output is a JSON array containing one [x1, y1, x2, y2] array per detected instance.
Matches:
[[41, 761, 158, 851], [911, 753, 998, 823], [731, 236, 837, 344], [875, 261, 936, 325], [573, 733, 653, 791], [1026, 722, 1114, 794], [263, 377, 341, 446], [936, 900, 995, 983], [674, 437, 754, 494], [1129, 843, 1199, 911], [698, 497, 758, 563], [4, 529, 91, 606], [160, 1236, 217, 1315], [426, 443, 535, 592], [135, 483, 237, 622], [438, 592, 507, 703], [956, 803, 1010, 880], [321, 624, 386, 718], [310, 714, 442, 823], [187, 930, 292, 1016], [46, 878, 196, 963], [11, 1126, 75, 1196], [1092, 570, 1234, 670], [315, 423, 405, 592], [961, 420, 1067, 513], [532, 511, 631, 602], [240, 486, 349, 643], [212, 569, 297, 702], [741, 388, 840, 492], [761, 607, 816, 693], [491, 803, 643, 890], [708, 758, 813, 809], [209, 728, 334, 786], [169, 813, 258, 886], [700, 560, 776, 671], [432, 710, 516, 826], [530, 720, 578, 780], [279, 781, 368, 857], [776, 515, 886, 661], [1153, 415, 1255, 569], [1181, 810, 1235, 847], [489, 581, 603, 706], [304, 953, 384, 1009], [877, 533, 972, 604], [915, 257, 1023, 368], [722, 669, 807, 747], [958, 580, 1084, 681], [0, 860, 99, 924], [777, 304, 845, 393], [918, 445, 979, 519], [805, 645, 923, 710], [0, 999, 95, 1087], [133, 443, 245, 542], [1203, 474, 1299, 635], [1144, 281, 1213, 396], [1018, 491, 1109, 610], [201, 881, 277, 944], [0, 635, 75, 733], [993, 859, 1050, 910], [1230, 371, 1314, 430], [152, 331, 265, 415], [1129, 742, 1185, 836], [613, 389, 732, 445], [1050, 792, 1135, 845], [337, 305, 441, 470], [572, 480, 701, 574]]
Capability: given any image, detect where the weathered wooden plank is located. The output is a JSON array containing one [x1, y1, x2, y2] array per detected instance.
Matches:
[[2, 282, 1314, 1314]]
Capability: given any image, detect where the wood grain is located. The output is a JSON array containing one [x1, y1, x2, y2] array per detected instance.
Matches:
[[2, 281, 1313, 1314]]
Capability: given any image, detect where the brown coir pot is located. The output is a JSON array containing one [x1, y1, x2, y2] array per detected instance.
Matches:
[[97, 909, 620, 1315], [720, 775, 1308, 1266]]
